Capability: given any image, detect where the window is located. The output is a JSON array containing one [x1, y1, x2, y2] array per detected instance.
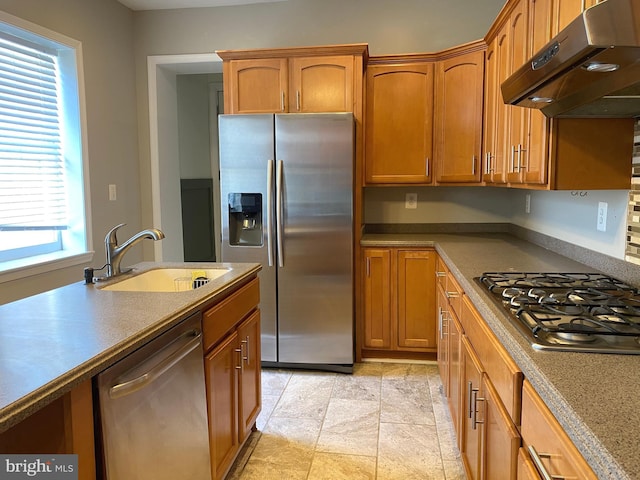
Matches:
[[0, 12, 91, 281]]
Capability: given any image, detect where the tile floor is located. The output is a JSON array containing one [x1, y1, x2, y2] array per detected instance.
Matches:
[[228, 361, 465, 480]]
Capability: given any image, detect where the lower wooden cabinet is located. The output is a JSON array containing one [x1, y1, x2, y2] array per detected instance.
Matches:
[[520, 379, 597, 480], [362, 247, 437, 357], [461, 336, 483, 480], [460, 327, 520, 480], [203, 278, 261, 480], [437, 256, 521, 479], [483, 377, 520, 480]]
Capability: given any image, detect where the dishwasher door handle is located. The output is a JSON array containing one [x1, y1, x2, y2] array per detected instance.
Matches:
[[109, 330, 202, 399]]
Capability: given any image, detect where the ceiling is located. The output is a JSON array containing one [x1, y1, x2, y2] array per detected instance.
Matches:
[[117, 0, 286, 10]]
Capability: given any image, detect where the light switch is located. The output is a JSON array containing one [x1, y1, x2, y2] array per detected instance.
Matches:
[[109, 184, 117, 201]]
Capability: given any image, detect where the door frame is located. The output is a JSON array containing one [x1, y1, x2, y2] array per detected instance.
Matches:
[[147, 53, 222, 261]]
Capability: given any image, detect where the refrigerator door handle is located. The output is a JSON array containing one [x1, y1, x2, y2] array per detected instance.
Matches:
[[267, 159, 275, 267], [276, 159, 284, 267]]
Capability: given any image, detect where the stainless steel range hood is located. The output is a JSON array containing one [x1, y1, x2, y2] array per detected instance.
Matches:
[[501, 0, 640, 118]]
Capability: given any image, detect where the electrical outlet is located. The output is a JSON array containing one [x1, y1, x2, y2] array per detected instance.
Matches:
[[109, 184, 117, 201], [405, 193, 418, 209], [525, 194, 531, 214], [597, 201, 607, 232]]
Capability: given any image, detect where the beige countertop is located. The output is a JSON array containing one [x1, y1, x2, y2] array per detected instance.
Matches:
[[363, 232, 640, 480], [0, 261, 261, 433]]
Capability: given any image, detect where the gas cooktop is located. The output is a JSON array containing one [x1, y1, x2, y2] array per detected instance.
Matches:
[[478, 272, 640, 354]]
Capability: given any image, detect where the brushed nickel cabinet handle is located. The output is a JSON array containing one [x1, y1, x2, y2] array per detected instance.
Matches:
[[518, 144, 527, 171], [296, 90, 301, 111], [528, 445, 565, 480], [241, 337, 249, 363], [471, 391, 484, 430], [426, 158, 430, 177], [445, 291, 460, 299], [280, 91, 285, 112], [468, 381, 475, 418], [235, 347, 243, 370]]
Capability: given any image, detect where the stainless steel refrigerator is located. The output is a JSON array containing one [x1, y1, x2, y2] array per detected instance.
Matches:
[[219, 113, 354, 372]]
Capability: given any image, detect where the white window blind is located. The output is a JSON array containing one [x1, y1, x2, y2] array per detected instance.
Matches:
[[0, 33, 68, 231]]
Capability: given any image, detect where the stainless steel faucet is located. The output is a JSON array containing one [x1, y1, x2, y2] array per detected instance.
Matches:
[[105, 223, 165, 278]]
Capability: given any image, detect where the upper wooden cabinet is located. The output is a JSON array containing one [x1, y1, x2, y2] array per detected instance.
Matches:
[[289, 55, 354, 113], [365, 58, 434, 184], [217, 44, 367, 115], [484, 0, 633, 190], [434, 44, 485, 184], [224, 58, 288, 114]]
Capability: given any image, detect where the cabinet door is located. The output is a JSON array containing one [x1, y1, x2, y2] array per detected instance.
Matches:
[[448, 312, 463, 446], [434, 49, 484, 183], [363, 248, 392, 349], [460, 336, 483, 480], [483, 377, 520, 480], [397, 249, 437, 350], [365, 62, 434, 184], [437, 285, 450, 397], [289, 55, 353, 112], [506, 0, 530, 184], [517, 447, 542, 480], [525, 0, 552, 185], [205, 331, 240, 480], [482, 37, 498, 183], [493, 24, 510, 184], [225, 58, 288, 114], [237, 310, 261, 443], [552, 0, 595, 34]]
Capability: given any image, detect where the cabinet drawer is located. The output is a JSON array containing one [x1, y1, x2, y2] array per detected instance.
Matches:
[[445, 270, 463, 319], [461, 295, 522, 424], [203, 279, 260, 352], [521, 380, 597, 480], [435, 256, 448, 290]]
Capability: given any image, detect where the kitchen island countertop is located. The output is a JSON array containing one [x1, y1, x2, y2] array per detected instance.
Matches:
[[0, 261, 261, 433], [362, 232, 640, 480]]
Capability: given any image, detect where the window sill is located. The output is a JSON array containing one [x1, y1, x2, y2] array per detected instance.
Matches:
[[0, 251, 94, 284]]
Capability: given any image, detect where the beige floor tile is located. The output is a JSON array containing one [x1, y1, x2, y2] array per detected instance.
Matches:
[[307, 452, 376, 480], [377, 422, 444, 480], [316, 398, 380, 456], [261, 368, 292, 396], [234, 363, 464, 480], [332, 371, 381, 401], [257, 394, 280, 431], [380, 378, 435, 425], [271, 371, 335, 420], [240, 416, 322, 479]]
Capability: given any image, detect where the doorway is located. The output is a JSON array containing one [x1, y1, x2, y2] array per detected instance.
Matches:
[[147, 53, 223, 262]]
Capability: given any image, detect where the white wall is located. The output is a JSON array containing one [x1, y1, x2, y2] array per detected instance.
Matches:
[[364, 186, 629, 258], [510, 189, 628, 258]]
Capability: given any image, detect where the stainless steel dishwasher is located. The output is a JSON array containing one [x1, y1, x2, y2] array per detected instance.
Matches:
[[97, 311, 212, 480]]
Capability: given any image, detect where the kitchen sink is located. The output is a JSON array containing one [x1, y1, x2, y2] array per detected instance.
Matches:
[[100, 267, 231, 292]]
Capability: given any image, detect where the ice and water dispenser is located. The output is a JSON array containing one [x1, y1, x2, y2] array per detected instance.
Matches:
[[228, 193, 263, 246]]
